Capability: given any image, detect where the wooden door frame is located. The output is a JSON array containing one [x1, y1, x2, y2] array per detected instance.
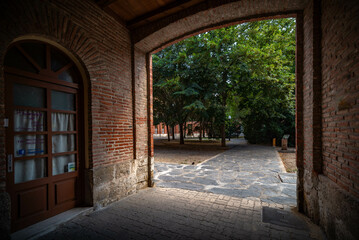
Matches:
[[4, 40, 88, 232]]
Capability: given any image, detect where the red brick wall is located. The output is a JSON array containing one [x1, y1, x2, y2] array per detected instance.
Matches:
[[0, 0, 134, 191], [133, 48, 150, 188], [295, 11, 305, 212], [321, 0, 359, 198], [147, 54, 154, 159], [134, 0, 304, 53], [303, 0, 315, 174], [302, 0, 321, 223], [301, 1, 359, 238], [154, 122, 202, 135]]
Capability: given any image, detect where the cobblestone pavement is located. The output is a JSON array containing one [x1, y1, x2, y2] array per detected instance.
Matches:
[[39, 188, 325, 240], [155, 139, 297, 206]]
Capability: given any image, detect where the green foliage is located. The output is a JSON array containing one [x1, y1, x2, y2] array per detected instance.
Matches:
[[153, 18, 296, 145]]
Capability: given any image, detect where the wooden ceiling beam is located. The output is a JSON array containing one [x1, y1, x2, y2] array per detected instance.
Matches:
[[127, 0, 192, 27], [96, 0, 118, 9], [103, 7, 127, 26]]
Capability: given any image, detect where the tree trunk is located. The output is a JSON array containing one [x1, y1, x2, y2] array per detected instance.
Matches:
[[221, 123, 226, 147], [199, 122, 202, 142], [179, 124, 184, 144], [228, 125, 231, 141], [220, 71, 228, 147], [183, 122, 186, 139], [172, 125, 175, 140], [211, 122, 215, 139], [166, 124, 170, 141]]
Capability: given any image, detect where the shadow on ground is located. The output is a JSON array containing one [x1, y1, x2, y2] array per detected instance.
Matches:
[[38, 188, 325, 240]]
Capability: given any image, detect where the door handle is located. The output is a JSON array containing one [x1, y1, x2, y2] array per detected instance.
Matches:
[[7, 154, 13, 172]]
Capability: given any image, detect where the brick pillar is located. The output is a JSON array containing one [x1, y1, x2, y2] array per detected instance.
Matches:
[[131, 43, 137, 160], [296, 11, 305, 213], [302, 0, 322, 223], [147, 54, 154, 187], [312, 0, 323, 174]]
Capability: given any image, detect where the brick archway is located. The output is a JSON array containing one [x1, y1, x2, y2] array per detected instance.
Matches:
[[133, 0, 306, 212], [133, 0, 304, 53], [133, 1, 359, 239]]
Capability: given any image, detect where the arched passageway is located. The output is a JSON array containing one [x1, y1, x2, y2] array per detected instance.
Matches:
[[0, 1, 358, 239], [151, 16, 298, 207], [132, 1, 359, 239], [134, 0, 305, 217]]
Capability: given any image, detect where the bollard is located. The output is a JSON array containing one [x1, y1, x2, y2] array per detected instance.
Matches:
[[281, 138, 288, 150], [272, 138, 276, 147], [281, 134, 289, 150]]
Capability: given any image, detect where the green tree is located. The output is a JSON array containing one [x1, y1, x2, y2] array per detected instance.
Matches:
[[153, 43, 203, 144], [229, 19, 296, 144], [153, 18, 296, 146]]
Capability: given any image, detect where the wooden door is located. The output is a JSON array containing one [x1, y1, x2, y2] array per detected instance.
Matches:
[[4, 41, 83, 231]]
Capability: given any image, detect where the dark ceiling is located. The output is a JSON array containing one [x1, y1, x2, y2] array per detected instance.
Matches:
[[95, 0, 206, 29]]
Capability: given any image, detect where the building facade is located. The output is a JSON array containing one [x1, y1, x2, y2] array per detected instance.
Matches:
[[153, 122, 203, 139]]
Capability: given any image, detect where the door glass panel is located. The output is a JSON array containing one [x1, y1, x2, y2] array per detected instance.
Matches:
[[52, 134, 76, 153], [51, 113, 75, 131], [51, 48, 70, 72], [21, 42, 46, 69], [14, 135, 46, 157], [4, 47, 37, 73], [52, 154, 76, 175], [14, 110, 46, 132], [58, 67, 76, 83], [14, 158, 47, 184], [13, 83, 46, 108], [51, 91, 75, 111]]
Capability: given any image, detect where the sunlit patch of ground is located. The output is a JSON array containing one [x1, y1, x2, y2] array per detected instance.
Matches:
[[154, 138, 229, 165], [277, 148, 297, 173]]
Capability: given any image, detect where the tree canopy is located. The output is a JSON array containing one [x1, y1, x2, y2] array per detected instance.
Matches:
[[153, 18, 296, 146]]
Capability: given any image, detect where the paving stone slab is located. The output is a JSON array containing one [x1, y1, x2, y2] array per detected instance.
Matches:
[[158, 175, 189, 182], [191, 177, 219, 185], [262, 206, 308, 230], [208, 188, 243, 196], [241, 188, 261, 198], [156, 181, 204, 191], [154, 139, 297, 206], [264, 196, 297, 206], [279, 173, 297, 184], [38, 188, 324, 240]]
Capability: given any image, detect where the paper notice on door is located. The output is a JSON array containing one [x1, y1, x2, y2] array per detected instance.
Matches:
[[67, 162, 75, 172]]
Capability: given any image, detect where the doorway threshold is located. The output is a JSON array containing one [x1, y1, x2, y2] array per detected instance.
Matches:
[[11, 207, 93, 240]]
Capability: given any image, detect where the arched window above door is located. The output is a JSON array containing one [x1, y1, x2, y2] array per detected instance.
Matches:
[[5, 41, 80, 84]]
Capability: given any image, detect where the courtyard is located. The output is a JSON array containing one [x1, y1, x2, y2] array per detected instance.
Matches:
[[154, 139, 297, 206]]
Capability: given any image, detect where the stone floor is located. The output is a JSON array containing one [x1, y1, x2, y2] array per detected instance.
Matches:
[[38, 188, 325, 240], [155, 139, 297, 206], [33, 140, 325, 240]]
